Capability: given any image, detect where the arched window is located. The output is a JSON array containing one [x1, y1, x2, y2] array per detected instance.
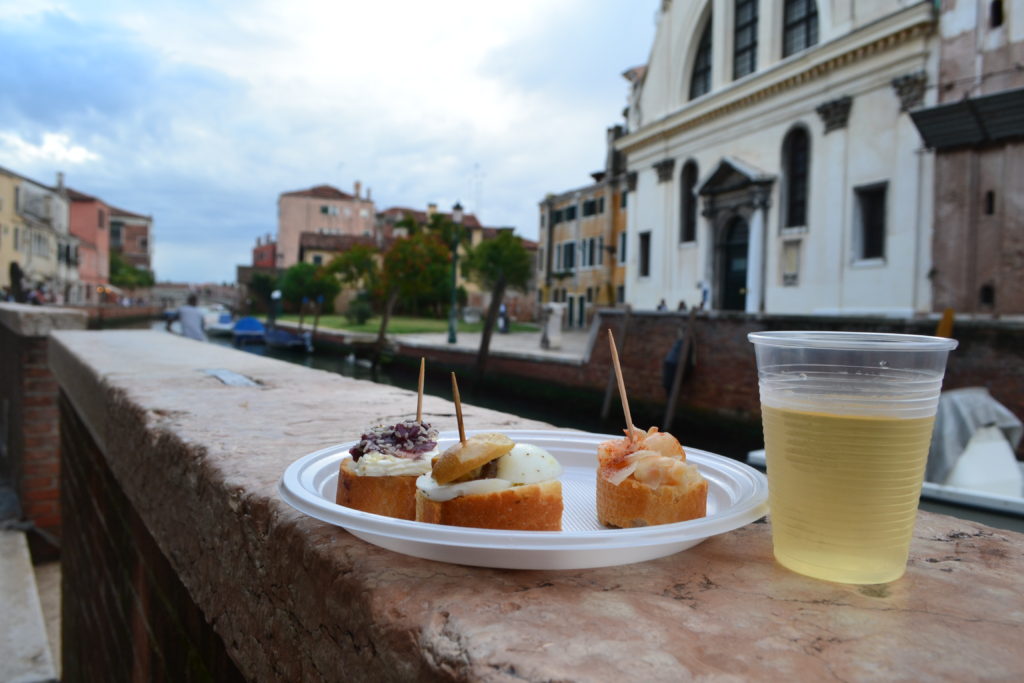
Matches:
[[782, 127, 810, 228], [783, 0, 818, 57], [689, 19, 713, 100], [680, 160, 699, 242], [733, 0, 758, 79]]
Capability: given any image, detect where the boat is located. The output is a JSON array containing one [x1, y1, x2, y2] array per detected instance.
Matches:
[[265, 326, 313, 352], [207, 312, 236, 337], [232, 317, 266, 345]]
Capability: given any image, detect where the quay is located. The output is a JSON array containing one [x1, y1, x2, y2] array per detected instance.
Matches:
[[2, 303, 1024, 680]]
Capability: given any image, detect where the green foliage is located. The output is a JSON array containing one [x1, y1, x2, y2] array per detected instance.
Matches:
[[379, 233, 452, 313], [463, 230, 533, 292], [109, 251, 155, 288], [280, 262, 341, 309], [327, 244, 378, 290], [345, 292, 373, 325], [248, 271, 278, 305]]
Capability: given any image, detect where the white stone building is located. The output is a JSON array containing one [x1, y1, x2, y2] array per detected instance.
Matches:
[[617, 0, 939, 315]]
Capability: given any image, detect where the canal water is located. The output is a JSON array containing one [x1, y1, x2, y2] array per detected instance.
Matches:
[[155, 322, 1024, 532]]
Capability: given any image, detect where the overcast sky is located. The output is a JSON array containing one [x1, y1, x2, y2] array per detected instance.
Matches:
[[0, 0, 659, 283]]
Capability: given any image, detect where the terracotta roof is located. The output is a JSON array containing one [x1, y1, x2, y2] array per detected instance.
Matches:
[[298, 232, 380, 251], [108, 205, 150, 220], [378, 206, 483, 229], [281, 184, 356, 201], [67, 187, 99, 202]]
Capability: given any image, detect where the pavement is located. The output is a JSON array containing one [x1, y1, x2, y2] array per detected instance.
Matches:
[[395, 327, 595, 364]]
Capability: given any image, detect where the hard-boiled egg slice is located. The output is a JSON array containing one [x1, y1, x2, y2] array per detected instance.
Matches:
[[494, 443, 563, 485]]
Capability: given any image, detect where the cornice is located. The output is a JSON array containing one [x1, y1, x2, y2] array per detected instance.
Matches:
[[617, 4, 935, 156]]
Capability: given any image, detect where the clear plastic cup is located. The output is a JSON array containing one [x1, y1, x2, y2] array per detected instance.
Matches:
[[748, 331, 957, 584]]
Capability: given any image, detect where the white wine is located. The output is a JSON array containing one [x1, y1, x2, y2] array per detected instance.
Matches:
[[762, 405, 936, 584]]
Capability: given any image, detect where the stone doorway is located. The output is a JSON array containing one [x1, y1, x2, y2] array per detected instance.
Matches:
[[720, 217, 749, 311]]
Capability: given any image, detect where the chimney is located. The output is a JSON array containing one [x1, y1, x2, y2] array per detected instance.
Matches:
[[56, 171, 65, 191], [366, 187, 372, 201], [354, 180, 362, 199], [427, 202, 437, 217]]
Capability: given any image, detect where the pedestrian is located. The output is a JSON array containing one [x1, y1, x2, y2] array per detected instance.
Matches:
[[657, 298, 668, 312], [175, 294, 207, 341]]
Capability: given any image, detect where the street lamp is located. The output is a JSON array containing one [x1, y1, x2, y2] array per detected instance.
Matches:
[[448, 201, 464, 344]]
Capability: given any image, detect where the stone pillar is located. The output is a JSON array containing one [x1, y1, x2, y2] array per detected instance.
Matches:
[[745, 195, 769, 314], [0, 303, 87, 546], [541, 303, 565, 350]]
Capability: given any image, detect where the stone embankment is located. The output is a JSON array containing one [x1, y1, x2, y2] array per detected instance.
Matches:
[[45, 325, 1024, 680]]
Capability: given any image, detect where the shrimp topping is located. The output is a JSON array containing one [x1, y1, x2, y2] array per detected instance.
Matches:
[[598, 426, 694, 489]]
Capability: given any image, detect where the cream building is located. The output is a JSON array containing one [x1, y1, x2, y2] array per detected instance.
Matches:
[[0, 166, 81, 302], [617, 0, 939, 315]]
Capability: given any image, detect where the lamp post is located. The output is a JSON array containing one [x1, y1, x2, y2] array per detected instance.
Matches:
[[447, 201, 463, 344]]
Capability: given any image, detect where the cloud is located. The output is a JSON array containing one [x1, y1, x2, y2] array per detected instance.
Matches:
[[0, 0, 660, 282], [0, 132, 100, 165]]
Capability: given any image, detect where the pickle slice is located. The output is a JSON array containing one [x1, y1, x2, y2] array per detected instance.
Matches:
[[431, 433, 514, 484]]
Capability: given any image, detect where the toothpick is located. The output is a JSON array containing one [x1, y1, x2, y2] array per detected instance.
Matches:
[[416, 357, 425, 422], [451, 372, 466, 445], [608, 329, 635, 444]]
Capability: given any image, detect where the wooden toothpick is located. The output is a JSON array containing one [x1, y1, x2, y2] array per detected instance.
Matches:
[[451, 372, 466, 445], [608, 329, 635, 444], [416, 357, 425, 422]]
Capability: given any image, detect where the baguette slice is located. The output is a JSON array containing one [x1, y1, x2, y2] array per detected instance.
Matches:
[[431, 433, 514, 484], [596, 474, 707, 528], [336, 458, 418, 520], [416, 479, 562, 530]]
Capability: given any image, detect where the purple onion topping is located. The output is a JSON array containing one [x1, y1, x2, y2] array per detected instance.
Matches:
[[349, 420, 438, 461]]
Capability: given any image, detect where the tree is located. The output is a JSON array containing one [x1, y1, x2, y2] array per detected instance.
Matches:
[[279, 263, 341, 313], [463, 230, 533, 378], [109, 251, 155, 289], [374, 233, 451, 360], [327, 244, 378, 291], [248, 271, 278, 313]]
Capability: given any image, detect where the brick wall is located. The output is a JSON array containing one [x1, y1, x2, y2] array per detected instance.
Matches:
[[397, 310, 1024, 456], [60, 393, 246, 682], [0, 304, 85, 545]]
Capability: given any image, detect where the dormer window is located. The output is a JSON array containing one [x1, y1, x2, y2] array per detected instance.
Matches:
[[783, 0, 818, 57], [689, 19, 713, 100], [733, 0, 758, 79]]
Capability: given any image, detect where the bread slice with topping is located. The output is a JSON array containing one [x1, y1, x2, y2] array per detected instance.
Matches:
[[415, 435, 563, 530], [596, 426, 707, 528]]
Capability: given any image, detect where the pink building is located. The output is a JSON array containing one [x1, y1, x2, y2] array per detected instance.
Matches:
[[277, 182, 375, 268], [67, 188, 111, 302]]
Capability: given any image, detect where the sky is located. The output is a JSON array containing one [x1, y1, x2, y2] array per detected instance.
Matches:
[[0, 0, 660, 283]]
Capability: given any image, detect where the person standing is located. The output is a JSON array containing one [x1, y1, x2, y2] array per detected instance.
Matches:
[[175, 294, 207, 341]]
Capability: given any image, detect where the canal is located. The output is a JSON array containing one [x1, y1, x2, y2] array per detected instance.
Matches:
[[155, 322, 1024, 532]]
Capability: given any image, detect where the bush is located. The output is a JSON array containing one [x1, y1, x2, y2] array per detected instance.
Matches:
[[346, 293, 373, 325]]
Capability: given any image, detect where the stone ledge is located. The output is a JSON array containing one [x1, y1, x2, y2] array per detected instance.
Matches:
[[0, 530, 57, 683], [47, 330, 1024, 681], [0, 303, 87, 337]]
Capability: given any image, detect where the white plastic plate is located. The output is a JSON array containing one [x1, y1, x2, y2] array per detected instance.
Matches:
[[279, 429, 769, 570]]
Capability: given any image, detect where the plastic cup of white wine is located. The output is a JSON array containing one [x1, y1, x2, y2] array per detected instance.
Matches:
[[748, 331, 957, 584]]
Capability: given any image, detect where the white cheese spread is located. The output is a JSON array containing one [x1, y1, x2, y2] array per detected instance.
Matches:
[[352, 448, 438, 477]]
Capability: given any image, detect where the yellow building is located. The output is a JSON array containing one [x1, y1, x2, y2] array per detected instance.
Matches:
[[537, 127, 629, 328], [0, 168, 26, 291]]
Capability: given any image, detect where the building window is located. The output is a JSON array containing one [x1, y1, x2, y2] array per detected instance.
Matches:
[[616, 285, 625, 303], [984, 190, 996, 215], [680, 160, 699, 242], [781, 240, 800, 286], [98, 209, 105, 227], [588, 237, 596, 267], [854, 183, 887, 261], [620, 191, 627, 208], [552, 209, 563, 225], [618, 232, 627, 264], [638, 232, 651, 277], [313, 255, 323, 266], [783, 0, 818, 57], [564, 205, 577, 221], [782, 127, 810, 228], [598, 236, 604, 265], [689, 19, 713, 99], [991, 1, 1004, 28], [139, 237, 148, 251], [733, 0, 758, 79], [582, 199, 597, 217], [562, 240, 576, 270], [586, 287, 593, 303], [598, 197, 605, 214]]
